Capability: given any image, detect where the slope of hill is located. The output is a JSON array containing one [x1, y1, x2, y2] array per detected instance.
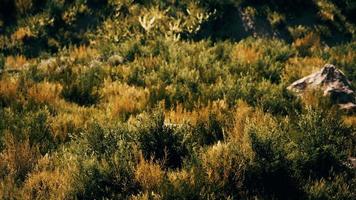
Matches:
[[0, 1, 355, 199]]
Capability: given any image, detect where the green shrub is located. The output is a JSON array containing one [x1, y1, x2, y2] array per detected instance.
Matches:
[[192, 113, 225, 146], [0, 107, 55, 155], [136, 110, 188, 169], [291, 107, 352, 179], [306, 173, 356, 200], [255, 81, 301, 115], [27, 108, 56, 155], [61, 66, 105, 106], [243, 114, 304, 199], [74, 144, 139, 199], [80, 122, 134, 159], [65, 122, 140, 199], [200, 141, 248, 199], [25, 64, 45, 82]]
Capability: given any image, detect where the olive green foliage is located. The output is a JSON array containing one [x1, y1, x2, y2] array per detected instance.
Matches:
[[0, 0, 355, 199], [136, 110, 188, 169], [61, 66, 106, 106]]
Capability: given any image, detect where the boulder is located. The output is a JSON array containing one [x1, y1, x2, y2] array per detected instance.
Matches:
[[287, 64, 356, 111]]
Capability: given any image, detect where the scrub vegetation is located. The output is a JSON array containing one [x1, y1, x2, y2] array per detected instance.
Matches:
[[0, 0, 355, 199]]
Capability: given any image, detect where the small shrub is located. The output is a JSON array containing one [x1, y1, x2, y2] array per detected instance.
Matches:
[[0, 133, 39, 184], [136, 110, 188, 169], [100, 80, 149, 119], [135, 156, 164, 192], [49, 112, 84, 142], [27, 81, 62, 106], [243, 114, 303, 199], [4, 55, 28, 70], [282, 56, 325, 84], [200, 141, 248, 198], [267, 11, 286, 28], [293, 32, 321, 56], [257, 81, 301, 115], [306, 173, 356, 200], [22, 167, 75, 200], [74, 143, 139, 199], [228, 100, 254, 143], [193, 112, 225, 146], [61, 66, 105, 106], [292, 107, 352, 179], [0, 77, 19, 107]]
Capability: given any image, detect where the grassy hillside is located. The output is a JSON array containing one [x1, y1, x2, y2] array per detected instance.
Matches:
[[0, 0, 355, 199]]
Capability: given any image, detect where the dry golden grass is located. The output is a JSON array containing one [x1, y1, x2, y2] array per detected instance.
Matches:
[[5, 55, 28, 70], [138, 56, 161, 70], [70, 45, 99, 62], [50, 112, 83, 142], [0, 77, 19, 104], [282, 56, 325, 83], [228, 100, 254, 142], [11, 27, 33, 42], [165, 100, 228, 126], [20, 154, 77, 200], [22, 168, 74, 200], [27, 82, 62, 105], [232, 43, 262, 64], [329, 48, 355, 64], [228, 100, 279, 158], [293, 32, 321, 54], [0, 132, 39, 185], [201, 142, 245, 188], [343, 116, 356, 127], [101, 80, 149, 118], [135, 156, 164, 191], [51, 98, 111, 136], [315, 0, 337, 21]]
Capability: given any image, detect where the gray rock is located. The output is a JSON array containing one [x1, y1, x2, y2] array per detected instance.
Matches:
[[287, 64, 356, 111]]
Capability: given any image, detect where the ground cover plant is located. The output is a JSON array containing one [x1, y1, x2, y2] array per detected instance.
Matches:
[[0, 0, 355, 199]]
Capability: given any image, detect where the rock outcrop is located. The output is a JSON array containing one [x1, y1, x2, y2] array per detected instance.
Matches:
[[287, 64, 356, 111]]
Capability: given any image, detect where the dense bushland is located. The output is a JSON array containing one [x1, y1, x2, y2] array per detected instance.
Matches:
[[0, 0, 355, 199]]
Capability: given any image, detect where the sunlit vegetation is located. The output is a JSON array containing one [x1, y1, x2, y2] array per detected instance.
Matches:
[[0, 0, 355, 199]]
